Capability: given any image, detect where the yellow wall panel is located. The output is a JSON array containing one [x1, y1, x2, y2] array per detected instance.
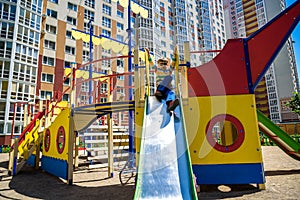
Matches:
[[43, 108, 70, 161], [184, 94, 263, 165]]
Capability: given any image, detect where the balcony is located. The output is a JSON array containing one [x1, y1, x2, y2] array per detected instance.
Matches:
[[243, 0, 255, 9]]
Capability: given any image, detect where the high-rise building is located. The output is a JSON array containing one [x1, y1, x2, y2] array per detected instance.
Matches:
[[223, 0, 299, 123], [0, 0, 43, 144], [209, 0, 227, 53]]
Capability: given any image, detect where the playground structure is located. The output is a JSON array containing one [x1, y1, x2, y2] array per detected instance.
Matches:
[[7, 1, 300, 199]]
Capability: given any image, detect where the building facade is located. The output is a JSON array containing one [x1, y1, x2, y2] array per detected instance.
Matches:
[[0, 0, 43, 144]]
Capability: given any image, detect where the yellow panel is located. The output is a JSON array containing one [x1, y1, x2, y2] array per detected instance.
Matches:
[[53, 101, 69, 115], [43, 108, 70, 161], [134, 106, 144, 157], [184, 94, 263, 165]]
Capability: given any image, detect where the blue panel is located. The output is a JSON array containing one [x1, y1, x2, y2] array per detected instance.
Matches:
[[41, 156, 68, 180], [26, 154, 36, 167], [192, 163, 265, 184], [174, 106, 196, 200]]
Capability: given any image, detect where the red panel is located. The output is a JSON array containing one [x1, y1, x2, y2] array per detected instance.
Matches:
[[249, 2, 300, 84], [36, 55, 43, 96], [54, 58, 64, 93], [188, 39, 249, 97]]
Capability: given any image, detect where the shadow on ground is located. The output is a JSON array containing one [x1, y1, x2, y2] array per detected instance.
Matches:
[[198, 184, 260, 199], [2, 166, 264, 200], [4, 167, 135, 200], [5, 165, 299, 200], [265, 169, 300, 176], [0, 160, 8, 169]]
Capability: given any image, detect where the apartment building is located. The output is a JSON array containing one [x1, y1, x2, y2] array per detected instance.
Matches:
[[0, 0, 43, 144], [224, 0, 299, 123]]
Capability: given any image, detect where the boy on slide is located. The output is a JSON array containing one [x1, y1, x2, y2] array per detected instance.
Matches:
[[153, 57, 179, 113]]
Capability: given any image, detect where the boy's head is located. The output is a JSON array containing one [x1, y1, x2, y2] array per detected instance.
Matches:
[[157, 57, 169, 67]]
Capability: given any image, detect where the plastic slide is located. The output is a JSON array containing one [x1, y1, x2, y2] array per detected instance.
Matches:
[[257, 110, 300, 161], [134, 96, 197, 200]]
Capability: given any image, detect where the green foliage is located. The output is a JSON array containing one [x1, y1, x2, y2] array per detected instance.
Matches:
[[286, 92, 300, 116]]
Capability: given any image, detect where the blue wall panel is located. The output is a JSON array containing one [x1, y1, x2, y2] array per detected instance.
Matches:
[[193, 163, 265, 184], [41, 156, 68, 180]]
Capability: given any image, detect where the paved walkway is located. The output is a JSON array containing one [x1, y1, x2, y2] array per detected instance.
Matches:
[[0, 146, 299, 199]]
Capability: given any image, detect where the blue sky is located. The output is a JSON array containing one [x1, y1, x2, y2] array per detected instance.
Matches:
[[286, 0, 300, 78]]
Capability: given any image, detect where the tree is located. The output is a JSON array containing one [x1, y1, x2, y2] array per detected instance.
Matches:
[[286, 92, 300, 116]]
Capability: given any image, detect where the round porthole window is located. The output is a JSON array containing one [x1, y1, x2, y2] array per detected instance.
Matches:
[[44, 129, 51, 152], [56, 126, 65, 154], [206, 114, 245, 153]]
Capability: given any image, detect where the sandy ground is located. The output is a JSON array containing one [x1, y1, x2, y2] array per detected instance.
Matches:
[[0, 146, 299, 200]]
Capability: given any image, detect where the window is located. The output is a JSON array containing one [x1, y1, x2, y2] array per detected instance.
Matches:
[[116, 35, 124, 42], [45, 24, 56, 34], [48, 0, 58, 3], [84, 22, 92, 32], [102, 16, 111, 28], [131, 17, 135, 26], [83, 50, 89, 61], [102, 29, 111, 37], [46, 9, 57, 18], [102, 49, 111, 54], [66, 30, 73, 39], [62, 94, 69, 101], [117, 59, 124, 68], [43, 56, 55, 66], [102, 57, 111, 68], [40, 90, 53, 99], [63, 77, 70, 85], [116, 86, 124, 94], [41, 73, 54, 83], [0, 22, 13, 40], [64, 61, 71, 68], [103, 4, 111, 15], [44, 40, 56, 50], [81, 82, 89, 92], [84, 0, 95, 8], [67, 16, 76, 25], [67, 2, 77, 11], [117, 22, 124, 30], [100, 83, 107, 94], [84, 9, 94, 20], [65, 46, 75, 55], [117, 10, 124, 18], [117, 75, 124, 80]]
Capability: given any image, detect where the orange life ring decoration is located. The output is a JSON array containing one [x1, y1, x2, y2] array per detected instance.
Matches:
[[44, 129, 51, 152], [56, 126, 66, 154]]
